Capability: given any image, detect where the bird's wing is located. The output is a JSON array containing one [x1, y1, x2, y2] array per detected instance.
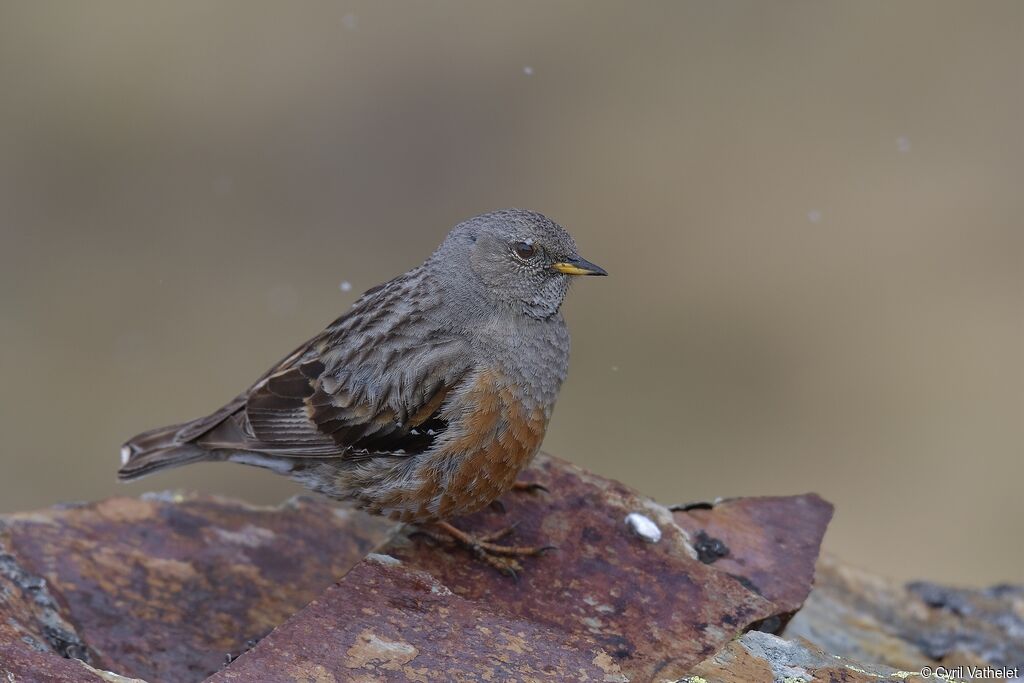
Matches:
[[200, 271, 472, 458]]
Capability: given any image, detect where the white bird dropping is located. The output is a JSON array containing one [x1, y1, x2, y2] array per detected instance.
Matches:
[[625, 512, 662, 543]]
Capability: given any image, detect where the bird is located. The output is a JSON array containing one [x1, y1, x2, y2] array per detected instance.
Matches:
[[118, 209, 606, 574]]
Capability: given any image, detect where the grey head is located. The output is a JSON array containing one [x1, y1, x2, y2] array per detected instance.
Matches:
[[428, 209, 606, 320]]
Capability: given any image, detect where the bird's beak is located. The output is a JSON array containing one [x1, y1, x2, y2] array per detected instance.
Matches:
[[551, 256, 608, 277]]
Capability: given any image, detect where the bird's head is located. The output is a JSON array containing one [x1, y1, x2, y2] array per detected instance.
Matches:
[[434, 209, 606, 320]]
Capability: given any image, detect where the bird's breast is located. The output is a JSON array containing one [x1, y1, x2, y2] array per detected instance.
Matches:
[[427, 366, 549, 518]]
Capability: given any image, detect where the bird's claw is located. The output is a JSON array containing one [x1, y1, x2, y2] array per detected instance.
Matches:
[[413, 521, 554, 578]]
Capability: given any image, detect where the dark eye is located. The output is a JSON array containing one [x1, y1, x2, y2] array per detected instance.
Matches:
[[511, 241, 537, 260]]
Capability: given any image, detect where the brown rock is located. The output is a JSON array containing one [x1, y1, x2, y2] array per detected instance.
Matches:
[[0, 493, 394, 682], [671, 493, 834, 627], [218, 453, 835, 682], [1, 545, 89, 663], [0, 453, 840, 682], [0, 639, 146, 683], [208, 555, 629, 683]]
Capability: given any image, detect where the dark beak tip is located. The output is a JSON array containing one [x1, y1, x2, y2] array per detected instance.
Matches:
[[576, 257, 608, 277]]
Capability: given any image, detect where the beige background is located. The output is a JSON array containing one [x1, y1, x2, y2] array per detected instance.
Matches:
[[1, 2, 1020, 585]]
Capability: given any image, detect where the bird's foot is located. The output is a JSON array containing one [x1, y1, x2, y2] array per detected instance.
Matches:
[[413, 521, 555, 578]]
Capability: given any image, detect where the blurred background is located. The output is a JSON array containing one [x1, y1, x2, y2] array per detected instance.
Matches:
[[0, 2, 1020, 585]]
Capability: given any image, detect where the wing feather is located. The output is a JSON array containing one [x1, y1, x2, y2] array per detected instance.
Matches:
[[199, 269, 470, 459]]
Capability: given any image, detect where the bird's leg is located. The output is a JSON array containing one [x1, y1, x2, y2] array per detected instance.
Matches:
[[410, 522, 520, 548], [416, 521, 554, 577]]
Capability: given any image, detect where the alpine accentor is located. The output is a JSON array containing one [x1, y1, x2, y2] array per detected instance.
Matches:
[[119, 209, 606, 573]]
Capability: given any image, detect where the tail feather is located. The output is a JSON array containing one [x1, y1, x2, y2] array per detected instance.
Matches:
[[119, 399, 244, 481], [117, 444, 214, 481]]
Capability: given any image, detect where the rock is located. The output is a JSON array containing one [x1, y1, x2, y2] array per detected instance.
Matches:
[[0, 493, 394, 682], [0, 452, 857, 682], [784, 554, 1024, 674], [0, 640, 148, 683], [1, 545, 90, 663], [4, 450, 1020, 683], [207, 556, 631, 683], [217, 453, 834, 682], [671, 494, 834, 621], [682, 630, 951, 682]]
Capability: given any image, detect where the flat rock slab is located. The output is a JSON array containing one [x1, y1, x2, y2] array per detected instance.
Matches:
[[671, 493, 834, 618], [208, 555, 630, 683], [219, 453, 834, 682], [682, 630, 950, 683], [0, 493, 394, 682]]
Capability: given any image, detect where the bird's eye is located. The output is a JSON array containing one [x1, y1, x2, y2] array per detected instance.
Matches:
[[511, 241, 537, 260]]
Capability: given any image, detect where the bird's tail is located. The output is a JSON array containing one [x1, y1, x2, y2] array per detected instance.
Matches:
[[118, 401, 242, 481], [117, 442, 212, 481]]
